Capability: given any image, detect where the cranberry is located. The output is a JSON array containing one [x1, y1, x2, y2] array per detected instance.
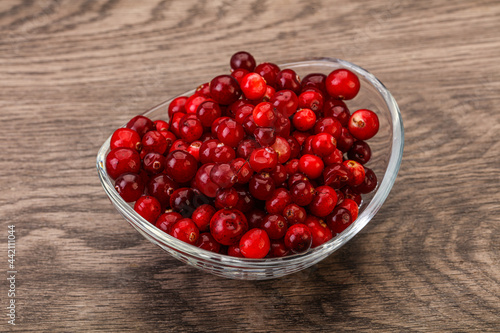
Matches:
[[114, 173, 144, 202], [230, 51, 256, 72], [323, 98, 350, 127], [191, 204, 216, 232], [308, 185, 338, 217], [291, 130, 309, 146], [142, 152, 165, 175], [230, 158, 254, 184], [311, 133, 337, 157], [134, 196, 162, 224], [343, 160, 366, 186], [347, 141, 372, 165], [301, 73, 327, 94], [275, 113, 291, 138], [155, 211, 182, 234], [270, 89, 299, 117], [314, 117, 342, 140], [210, 163, 237, 188], [217, 119, 245, 148], [287, 136, 301, 159], [249, 147, 278, 173], [348, 109, 380, 140], [287, 172, 308, 187], [284, 158, 300, 176], [254, 127, 276, 147], [210, 209, 248, 246], [196, 100, 221, 128], [212, 142, 236, 163], [248, 172, 275, 201], [126, 115, 154, 138], [284, 224, 312, 254], [195, 163, 218, 198], [227, 244, 244, 257], [242, 114, 258, 135], [324, 163, 351, 189], [160, 131, 176, 151], [239, 229, 270, 258], [111, 128, 142, 151], [195, 82, 211, 97], [326, 207, 353, 234], [290, 180, 315, 206], [306, 215, 333, 248], [241, 73, 267, 100], [197, 232, 221, 253], [237, 139, 260, 159], [185, 94, 208, 114], [142, 130, 168, 155], [325, 69, 360, 100], [170, 187, 196, 217], [339, 198, 359, 220], [298, 89, 324, 113], [233, 187, 256, 213], [211, 116, 231, 136], [215, 188, 239, 209], [293, 108, 316, 131], [234, 103, 254, 124], [165, 150, 198, 184], [199, 139, 219, 164], [186, 141, 202, 161], [210, 75, 242, 105], [255, 62, 281, 87], [169, 112, 186, 138], [263, 85, 276, 101], [154, 120, 169, 132], [253, 102, 277, 127], [283, 203, 307, 225], [341, 186, 362, 206], [261, 214, 288, 240], [168, 96, 188, 118], [265, 188, 292, 215], [324, 148, 344, 166], [231, 68, 250, 84], [269, 238, 290, 257], [276, 69, 301, 95], [106, 147, 141, 180], [298, 154, 324, 179], [337, 127, 355, 152], [354, 167, 378, 194], [246, 209, 266, 229], [171, 218, 199, 245], [269, 164, 288, 186]]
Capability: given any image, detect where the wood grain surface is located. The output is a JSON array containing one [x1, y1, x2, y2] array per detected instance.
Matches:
[[1, 0, 499, 331]]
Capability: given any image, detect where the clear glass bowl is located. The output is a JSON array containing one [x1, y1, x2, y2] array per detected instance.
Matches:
[[96, 58, 404, 280]]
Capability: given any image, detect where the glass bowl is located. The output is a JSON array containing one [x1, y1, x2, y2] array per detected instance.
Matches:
[[96, 58, 404, 280]]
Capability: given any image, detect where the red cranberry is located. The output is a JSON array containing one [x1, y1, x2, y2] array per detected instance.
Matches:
[[217, 119, 245, 148], [284, 224, 312, 254], [234, 103, 254, 124], [253, 102, 277, 127], [171, 218, 199, 245], [291, 130, 309, 146], [270, 164, 288, 186], [308, 185, 338, 217], [348, 141, 372, 165], [195, 82, 211, 97], [286, 136, 301, 159], [237, 139, 260, 159], [284, 158, 300, 175], [212, 142, 236, 163], [293, 108, 316, 131], [233, 187, 256, 213], [228, 244, 244, 257], [311, 133, 337, 157], [306, 215, 333, 248], [230, 158, 254, 184], [215, 188, 239, 209], [134, 195, 162, 224], [111, 128, 142, 151], [283, 203, 307, 225], [339, 198, 359, 220], [170, 187, 196, 217], [114, 173, 144, 202], [155, 211, 182, 234], [323, 98, 350, 127], [337, 127, 355, 152], [261, 214, 288, 240], [324, 148, 344, 166], [290, 180, 315, 206], [142, 152, 165, 175], [270, 89, 299, 117], [255, 62, 281, 87], [343, 160, 366, 186], [211, 116, 231, 136], [248, 172, 275, 201], [210, 163, 237, 188], [269, 238, 290, 257], [168, 96, 188, 118], [348, 109, 380, 140], [241, 73, 267, 100], [325, 69, 360, 100], [275, 113, 291, 138], [195, 163, 219, 198], [210, 75, 242, 105], [326, 207, 353, 234], [106, 147, 141, 180], [246, 209, 266, 229], [249, 147, 278, 173], [276, 69, 301, 95], [185, 94, 208, 114], [199, 139, 219, 164], [210, 209, 249, 246], [314, 117, 342, 140], [287, 172, 308, 187], [239, 229, 270, 259], [231, 68, 250, 84], [165, 150, 198, 184], [191, 204, 216, 232], [166, 138, 188, 155], [142, 130, 168, 155], [298, 89, 324, 113], [186, 141, 202, 161], [147, 174, 178, 208], [230, 51, 256, 72], [265, 188, 292, 215], [197, 232, 221, 253], [126, 115, 154, 138], [301, 73, 327, 94], [169, 112, 186, 138], [254, 127, 276, 147], [263, 85, 276, 101], [298, 154, 324, 179], [196, 100, 221, 127], [324, 163, 352, 189], [340, 186, 362, 206], [354, 167, 378, 194], [154, 120, 169, 132]]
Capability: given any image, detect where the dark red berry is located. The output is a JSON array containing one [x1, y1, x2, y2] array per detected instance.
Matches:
[[134, 195, 162, 224], [293, 108, 316, 131], [348, 109, 380, 140], [325, 69, 360, 100], [308, 185, 338, 217], [269, 238, 290, 257], [197, 232, 221, 253], [194, 163, 219, 198], [191, 204, 216, 232], [156, 211, 182, 234], [114, 173, 145, 202], [347, 141, 372, 165], [354, 167, 378, 194], [248, 172, 275, 201], [106, 147, 141, 180], [210, 209, 249, 246], [261, 214, 288, 240], [306, 215, 333, 248], [249, 147, 278, 173], [210, 75, 242, 105], [230, 51, 256, 72], [298, 154, 324, 179], [147, 174, 178, 208], [324, 163, 352, 189], [165, 150, 198, 184], [276, 69, 301, 95], [290, 180, 315, 206], [142, 130, 168, 155], [111, 128, 142, 151], [126, 115, 154, 138], [270, 89, 299, 117], [343, 160, 366, 186], [284, 224, 312, 254], [168, 96, 188, 118], [255, 62, 281, 87], [283, 203, 307, 225], [265, 188, 292, 215], [326, 207, 352, 234], [142, 152, 165, 175], [171, 218, 199, 245]]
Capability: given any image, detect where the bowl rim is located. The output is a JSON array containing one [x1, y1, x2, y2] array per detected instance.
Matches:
[[96, 57, 404, 268]]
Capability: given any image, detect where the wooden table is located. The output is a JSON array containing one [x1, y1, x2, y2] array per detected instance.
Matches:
[[1, 0, 499, 331]]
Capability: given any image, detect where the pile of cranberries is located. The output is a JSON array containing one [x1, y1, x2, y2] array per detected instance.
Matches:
[[106, 51, 380, 259]]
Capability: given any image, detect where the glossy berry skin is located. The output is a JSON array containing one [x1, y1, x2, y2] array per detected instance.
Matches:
[[196, 100, 221, 127], [293, 108, 316, 131], [142, 152, 165, 175], [154, 120, 169, 132], [191, 204, 216, 232], [114, 173, 145, 202], [230, 158, 254, 184], [169, 187, 197, 217], [197, 232, 221, 253], [285, 159, 300, 175], [254, 127, 276, 147], [325, 69, 360, 100], [210, 209, 249, 246], [227, 245, 244, 257], [248, 172, 275, 201], [298, 154, 324, 179], [270, 89, 299, 117], [126, 115, 154, 138], [276, 69, 301, 95], [231, 68, 250, 84], [210, 75, 242, 105], [195, 163, 218, 198], [341, 186, 362, 206], [348, 109, 380, 140], [283, 204, 307, 225], [111, 128, 142, 151], [134, 196, 162, 224], [339, 198, 359, 221], [284, 224, 312, 254], [239, 229, 270, 259], [233, 188, 256, 214], [324, 98, 350, 127], [326, 207, 353, 234], [348, 141, 372, 165], [237, 139, 260, 159], [290, 180, 315, 206], [211, 116, 231, 136], [306, 215, 333, 248], [298, 89, 324, 113], [337, 127, 355, 152], [246, 209, 267, 229], [311, 133, 337, 157], [217, 119, 245, 148], [261, 214, 288, 240], [186, 141, 202, 161], [165, 150, 198, 184], [171, 218, 199, 245], [169, 112, 186, 138], [314, 117, 342, 140], [354, 167, 378, 194], [155, 211, 182, 234], [168, 96, 188, 118], [234, 103, 255, 124], [265, 188, 292, 215], [301, 73, 327, 94], [210, 163, 237, 188], [230, 51, 256, 72], [249, 147, 278, 173], [253, 102, 277, 127], [269, 238, 290, 258], [270, 136, 291, 164], [185, 94, 208, 114], [270, 164, 288, 186], [142, 130, 168, 155], [215, 188, 240, 209], [255, 62, 281, 87], [106, 147, 141, 180], [343, 160, 366, 186], [146, 174, 178, 207], [324, 163, 352, 189], [308, 185, 338, 217], [324, 148, 344, 166], [241, 73, 267, 100]]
